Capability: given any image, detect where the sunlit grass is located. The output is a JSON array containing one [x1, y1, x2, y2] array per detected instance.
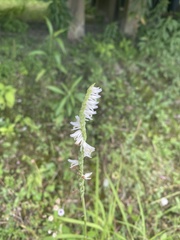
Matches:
[[0, 0, 49, 22]]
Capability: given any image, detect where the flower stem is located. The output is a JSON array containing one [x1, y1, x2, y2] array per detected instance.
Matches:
[[81, 187, 87, 239], [79, 151, 87, 238]]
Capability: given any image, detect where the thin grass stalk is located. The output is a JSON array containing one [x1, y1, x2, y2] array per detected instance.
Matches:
[[79, 151, 87, 238], [137, 194, 147, 239], [95, 155, 99, 224]]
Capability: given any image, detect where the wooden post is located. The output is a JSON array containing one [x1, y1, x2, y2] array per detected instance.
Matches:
[[120, 0, 145, 38]]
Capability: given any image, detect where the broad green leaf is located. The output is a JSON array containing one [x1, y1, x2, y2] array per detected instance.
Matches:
[[67, 103, 72, 116], [0, 83, 4, 89], [29, 50, 47, 56], [35, 69, 46, 82], [5, 91, 15, 108], [55, 114, 64, 125], [69, 94, 75, 107], [47, 85, 64, 95], [54, 53, 62, 67], [71, 77, 82, 90], [14, 114, 23, 123], [55, 97, 67, 116], [61, 83, 69, 93], [45, 17, 53, 36], [54, 29, 66, 38], [0, 96, 5, 105], [56, 38, 67, 54], [59, 217, 103, 231], [75, 93, 85, 102], [58, 64, 67, 74]]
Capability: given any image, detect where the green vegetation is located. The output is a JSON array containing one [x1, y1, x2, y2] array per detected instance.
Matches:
[[0, 1, 180, 239]]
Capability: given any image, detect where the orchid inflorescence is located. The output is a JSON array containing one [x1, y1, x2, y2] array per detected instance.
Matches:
[[68, 84, 101, 237], [68, 84, 102, 180]]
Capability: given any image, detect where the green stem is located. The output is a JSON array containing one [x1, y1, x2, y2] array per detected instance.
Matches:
[[81, 188, 87, 239], [79, 152, 87, 239], [95, 155, 99, 224]]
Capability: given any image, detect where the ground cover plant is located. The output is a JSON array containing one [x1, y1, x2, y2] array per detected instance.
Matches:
[[0, 1, 180, 239]]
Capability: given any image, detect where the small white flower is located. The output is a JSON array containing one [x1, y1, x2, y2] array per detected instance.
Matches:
[[70, 115, 81, 130], [21, 126, 27, 131], [70, 129, 83, 145], [52, 232, 57, 238], [84, 109, 96, 121], [160, 197, 168, 207], [48, 215, 54, 221], [48, 230, 52, 234], [82, 172, 92, 180], [82, 141, 95, 158], [58, 208, 65, 216], [53, 204, 59, 211], [68, 159, 79, 168], [103, 178, 109, 188], [90, 87, 102, 98]]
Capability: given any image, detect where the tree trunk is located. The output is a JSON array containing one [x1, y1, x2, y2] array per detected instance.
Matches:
[[120, 0, 145, 38], [68, 0, 85, 40]]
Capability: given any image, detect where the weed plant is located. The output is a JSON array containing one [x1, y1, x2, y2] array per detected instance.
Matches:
[[0, 3, 180, 239]]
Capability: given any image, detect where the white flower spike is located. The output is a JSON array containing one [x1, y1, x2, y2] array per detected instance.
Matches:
[[68, 159, 79, 168], [82, 172, 92, 180], [70, 85, 102, 159]]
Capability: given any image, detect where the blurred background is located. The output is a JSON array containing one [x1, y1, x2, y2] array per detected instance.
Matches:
[[0, 0, 180, 239]]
